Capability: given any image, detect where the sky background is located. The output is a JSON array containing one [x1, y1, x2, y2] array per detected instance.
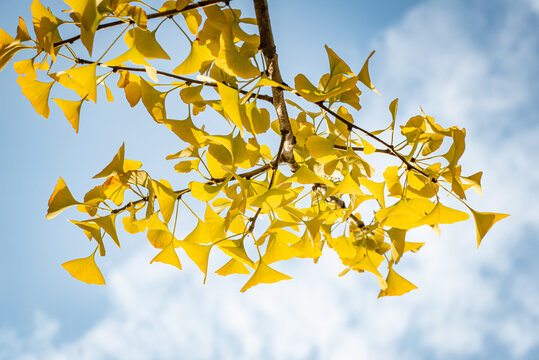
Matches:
[[0, 0, 538, 359]]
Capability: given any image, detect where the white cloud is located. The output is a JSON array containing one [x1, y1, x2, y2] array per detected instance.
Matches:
[[2, 0, 539, 359]]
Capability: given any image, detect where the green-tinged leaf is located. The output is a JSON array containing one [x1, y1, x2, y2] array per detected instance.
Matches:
[[46, 177, 79, 219], [215, 258, 250, 276], [378, 268, 417, 297], [53, 98, 83, 132], [150, 241, 182, 269], [16, 77, 54, 118], [294, 73, 358, 103], [358, 50, 380, 94], [240, 261, 292, 292], [471, 210, 509, 247], [62, 250, 105, 285], [325, 45, 353, 76]]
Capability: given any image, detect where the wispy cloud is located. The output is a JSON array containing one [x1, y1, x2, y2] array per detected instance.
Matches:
[[2, 0, 538, 359]]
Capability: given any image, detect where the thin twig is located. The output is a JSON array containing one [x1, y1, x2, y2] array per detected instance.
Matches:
[[54, 0, 229, 48]]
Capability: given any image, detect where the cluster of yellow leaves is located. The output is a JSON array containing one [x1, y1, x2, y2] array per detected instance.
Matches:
[[1, 0, 508, 295]]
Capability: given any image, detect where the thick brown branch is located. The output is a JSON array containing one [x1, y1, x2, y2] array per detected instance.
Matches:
[[254, 0, 299, 171], [54, 0, 228, 48]]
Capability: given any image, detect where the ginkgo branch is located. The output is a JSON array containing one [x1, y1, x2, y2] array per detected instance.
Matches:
[[54, 0, 230, 48], [254, 0, 299, 171]]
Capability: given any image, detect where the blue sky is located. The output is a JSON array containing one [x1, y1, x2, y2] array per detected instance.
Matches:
[[0, 0, 538, 359]]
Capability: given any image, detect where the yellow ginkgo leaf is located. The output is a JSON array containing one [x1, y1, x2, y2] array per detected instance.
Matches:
[[173, 40, 214, 75], [242, 101, 270, 134], [16, 16, 32, 42], [13, 59, 37, 80], [183, 9, 202, 35], [64, 0, 103, 55], [179, 241, 212, 282], [53, 98, 83, 132], [358, 50, 380, 94], [294, 73, 358, 103], [141, 79, 167, 122], [471, 209, 509, 247], [31, 0, 63, 60], [184, 220, 211, 244], [62, 63, 98, 103], [358, 177, 386, 208], [325, 45, 353, 76], [161, 117, 208, 147], [376, 198, 435, 230], [46, 177, 79, 219], [62, 250, 106, 285], [104, 28, 170, 67], [150, 241, 182, 270], [146, 213, 180, 249], [215, 26, 259, 79], [153, 179, 177, 223], [334, 173, 364, 195], [215, 258, 250, 276], [204, 204, 226, 240], [218, 239, 255, 268], [16, 77, 54, 118], [378, 268, 417, 298], [262, 233, 303, 264], [283, 165, 332, 186], [240, 261, 292, 292], [93, 143, 142, 178], [361, 137, 376, 155], [305, 135, 336, 164], [88, 213, 120, 248], [217, 82, 243, 131], [383, 165, 403, 197], [189, 179, 229, 202], [415, 202, 469, 226]]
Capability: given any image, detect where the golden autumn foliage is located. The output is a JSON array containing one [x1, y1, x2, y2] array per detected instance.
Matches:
[[0, 0, 508, 296]]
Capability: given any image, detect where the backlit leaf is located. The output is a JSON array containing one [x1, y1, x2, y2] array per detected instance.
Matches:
[[415, 202, 469, 226], [150, 241, 182, 270], [471, 210, 509, 247], [215, 258, 250, 276], [93, 143, 142, 178], [240, 261, 292, 292], [16, 77, 54, 118], [378, 268, 417, 297], [215, 26, 259, 79], [46, 177, 79, 219], [358, 50, 380, 94], [61, 250, 105, 285], [53, 98, 83, 132]]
